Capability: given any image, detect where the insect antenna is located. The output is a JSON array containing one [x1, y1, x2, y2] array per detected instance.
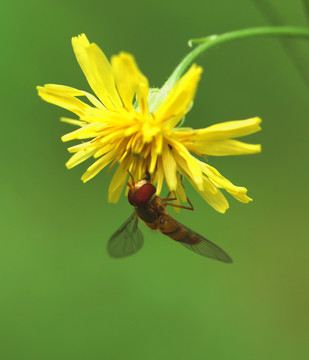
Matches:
[[127, 170, 135, 188]]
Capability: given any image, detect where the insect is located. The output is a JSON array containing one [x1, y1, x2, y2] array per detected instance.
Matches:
[[107, 174, 232, 263]]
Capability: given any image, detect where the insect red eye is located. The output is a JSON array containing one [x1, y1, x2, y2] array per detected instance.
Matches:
[[128, 189, 135, 205], [128, 183, 156, 206], [134, 183, 156, 205]]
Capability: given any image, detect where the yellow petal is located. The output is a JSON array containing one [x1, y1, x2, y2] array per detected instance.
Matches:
[[188, 177, 229, 214], [155, 134, 163, 154], [201, 162, 252, 203], [94, 143, 115, 158], [135, 159, 144, 182], [176, 174, 187, 203], [61, 123, 105, 142], [37, 85, 92, 117], [226, 188, 252, 203], [195, 117, 262, 141], [108, 163, 128, 203], [142, 122, 160, 143], [60, 117, 85, 127], [162, 142, 177, 190], [169, 140, 203, 190], [111, 52, 149, 114], [66, 148, 97, 169], [149, 144, 158, 174], [155, 157, 164, 196], [43, 84, 105, 109], [83, 106, 132, 125], [155, 64, 202, 127], [72, 34, 122, 110], [81, 150, 116, 182], [191, 139, 261, 156], [68, 141, 95, 153]]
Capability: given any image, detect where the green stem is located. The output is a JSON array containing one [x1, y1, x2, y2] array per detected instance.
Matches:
[[163, 26, 309, 95]]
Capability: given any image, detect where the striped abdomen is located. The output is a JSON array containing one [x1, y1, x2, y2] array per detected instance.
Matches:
[[157, 214, 200, 245], [138, 195, 233, 262]]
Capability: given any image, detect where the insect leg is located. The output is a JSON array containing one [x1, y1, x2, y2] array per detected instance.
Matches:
[[164, 191, 174, 200], [165, 203, 194, 211], [164, 198, 177, 202], [163, 192, 194, 211]]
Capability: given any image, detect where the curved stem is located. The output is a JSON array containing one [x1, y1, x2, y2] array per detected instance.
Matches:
[[148, 26, 309, 114], [165, 26, 309, 91]]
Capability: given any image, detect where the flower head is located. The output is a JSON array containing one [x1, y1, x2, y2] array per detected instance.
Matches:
[[37, 34, 261, 213]]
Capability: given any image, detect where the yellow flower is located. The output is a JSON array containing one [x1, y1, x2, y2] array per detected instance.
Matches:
[[37, 34, 261, 213]]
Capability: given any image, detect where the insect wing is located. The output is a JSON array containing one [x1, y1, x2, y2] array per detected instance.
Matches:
[[160, 214, 232, 263], [107, 213, 144, 258], [180, 232, 233, 263]]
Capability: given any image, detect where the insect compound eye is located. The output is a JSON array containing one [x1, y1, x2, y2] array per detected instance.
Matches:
[[132, 183, 156, 206], [128, 189, 135, 205]]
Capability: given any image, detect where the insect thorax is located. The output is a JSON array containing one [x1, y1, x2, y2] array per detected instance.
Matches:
[[135, 196, 166, 224]]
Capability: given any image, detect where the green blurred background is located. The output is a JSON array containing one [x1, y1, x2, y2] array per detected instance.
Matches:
[[1, 0, 309, 359]]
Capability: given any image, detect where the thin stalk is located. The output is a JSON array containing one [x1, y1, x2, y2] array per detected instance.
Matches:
[[150, 26, 309, 113], [169, 27, 309, 89]]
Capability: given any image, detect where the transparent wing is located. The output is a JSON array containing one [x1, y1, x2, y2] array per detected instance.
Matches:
[[107, 213, 144, 258], [180, 234, 233, 263], [160, 214, 232, 263]]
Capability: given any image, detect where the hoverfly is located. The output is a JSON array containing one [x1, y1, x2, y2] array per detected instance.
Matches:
[[107, 174, 232, 263]]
